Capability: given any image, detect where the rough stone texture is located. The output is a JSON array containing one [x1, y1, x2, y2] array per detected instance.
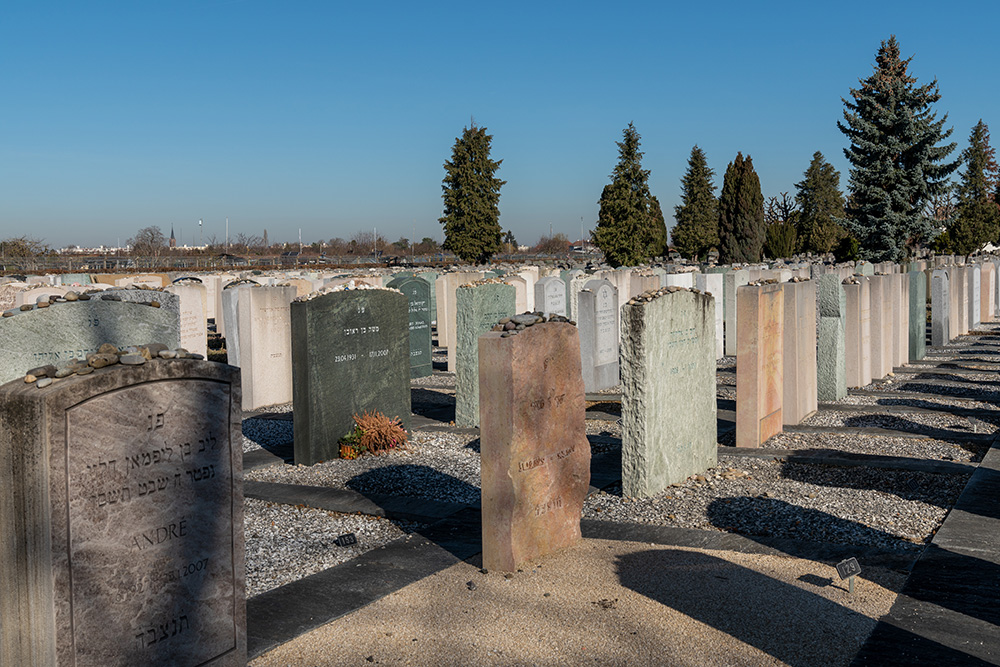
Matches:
[[723, 269, 750, 356], [781, 280, 817, 425], [909, 271, 927, 361], [0, 300, 180, 385], [845, 279, 872, 389], [560, 270, 584, 316], [15, 285, 68, 307], [236, 286, 296, 411], [478, 323, 590, 572], [385, 277, 432, 379], [816, 275, 847, 401], [736, 283, 783, 448], [932, 269, 950, 347], [694, 273, 724, 359], [620, 290, 717, 495], [164, 282, 208, 358], [534, 276, 567, 317], [455, 283, 516, 428], [0, 360, 245, 666], [442, 272, 484, 370], [290, 289, 411, 466], [568, 273, 592, 323], [577, 279, 619, 393]]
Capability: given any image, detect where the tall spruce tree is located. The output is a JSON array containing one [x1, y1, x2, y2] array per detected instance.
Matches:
[[838, 35, 959, 262], [439, 123, 506, 263], [945, 120, 1000, 256], [794, 151, 846, 254], [671, 145, 718, 261], [718, 152, 765, 264], [592, 122, 665, 267]]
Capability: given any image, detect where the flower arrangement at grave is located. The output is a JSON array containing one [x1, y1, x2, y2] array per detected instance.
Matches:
[[338, 410, 408, 459]]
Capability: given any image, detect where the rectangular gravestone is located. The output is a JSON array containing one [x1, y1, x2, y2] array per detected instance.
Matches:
[[385, 276, 433, 378], [892, 272, 909, 367], [970, 264, 982, 331], [932, 269, 950, 347], [981, 262, 995, 323], [236, 285, 295, 411], [724, 269, 750, 356], [868, 275, 893, 380], [954, 266, 968, 336], [0, 297, 180, 385], [455, 281, 516, 428], [844, 277, 872, 388], [442, 272, 484, 370], [0, 359, 245, 665], [164, 280, 209, 358], [736, 283, 783, 448], [479, 322, 590, 572], [694, 273, 725, 359], [621, 288, 717, 494], [909, 270, 927, 360], [781, 280, 817, 425], [817, 275, 847, 401], [534, 276, 567, 317], [577, 279, 619, 392], [291, 288, 411, 465]]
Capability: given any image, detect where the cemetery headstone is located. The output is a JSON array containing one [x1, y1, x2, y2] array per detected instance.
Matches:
[[534, 276, 567, 317], [724, 269, 750, 356], [781, 280, 817, 425], [931, 270, 950, 347], [577, 279, 619, 392], [909, 270, 927, 360], [385, 276, 433, 378], [844, 277, 872, 388], [454, 281, 516, 427], [736, 283, 783, 447], [817, 275, 847, 401], [235, 285, 296, 411]]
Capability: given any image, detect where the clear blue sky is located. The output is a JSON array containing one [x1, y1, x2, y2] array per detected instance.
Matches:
[[2, 1, 997, 249]]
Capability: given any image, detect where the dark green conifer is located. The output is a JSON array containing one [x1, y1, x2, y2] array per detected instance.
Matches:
[[592, 123, 664, 267], [439, 123, 506, 263], [671, 146, 718, 261], [718, 152, 765, 263], [794, 151, 846, 254], [838, 35, 959, 261], [945, 120, 1000, 256]]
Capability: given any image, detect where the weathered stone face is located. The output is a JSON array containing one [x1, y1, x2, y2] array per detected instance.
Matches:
[[620, 289, 717, 494], [735, 283, 783, 448], [817, 275, 847, 401], [781, 280, 817, 425], [385, 277, 433, 379], [868, 275, 893, 381], [291, 289, 411, 465], [577, 279, 619, 393], [0, 360, 245, 666], [479, 323, 590, 572], [455, 283, 516, 428], [0, 299, 180, 385]]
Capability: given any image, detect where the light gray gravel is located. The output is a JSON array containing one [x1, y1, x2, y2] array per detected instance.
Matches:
[[834, 394, 1000, 412], [246, 431, 482, 505], [801, 409, 999, 435], [583, 456, 966, 554], [244, 498, 418, 598], [762, 431, 988, 462], [242, 416, 292, 453]]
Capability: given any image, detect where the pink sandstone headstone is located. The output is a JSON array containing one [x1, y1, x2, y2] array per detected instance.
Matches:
[[736, 283, 784, 448], [479, 322, 590, 572]]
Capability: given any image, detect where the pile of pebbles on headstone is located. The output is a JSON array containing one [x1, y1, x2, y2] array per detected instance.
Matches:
[[787, 276, 810, 283], [3, 288, 165, 317], [460, 277, 509, 288], [293, 280, 401, 302], [491, 312, 575, 338], [843, 276, 863, 285], [171, 276, 203, 284], [223, 278, 260, 290], [22, 342, 206, 388], [626, 285, 701, 306]]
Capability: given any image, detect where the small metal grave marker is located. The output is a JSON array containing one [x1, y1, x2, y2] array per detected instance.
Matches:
[[836, 557, 862, 594], [906, 478, 920, 492], [336, 533, 358, 547]]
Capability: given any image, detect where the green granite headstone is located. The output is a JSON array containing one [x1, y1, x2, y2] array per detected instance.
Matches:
[[291, 289, 411, 465], [386, 276, 432, 378], [455, 282, 515, 427], [817, 274, 847, 401]]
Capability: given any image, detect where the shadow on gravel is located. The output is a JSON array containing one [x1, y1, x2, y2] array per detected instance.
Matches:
[[840, 414, 993, 455], [873, 397, 1000, 415], [893, 382, 1000, 404], [345, 464, 480, 506], [911, 372, 1000, 386], [775, 463, 965, 510], [706, 497, 924, 554], [410, 388, 456, 423], [616, 549, 912, 667], [432, 358, 448, 371]]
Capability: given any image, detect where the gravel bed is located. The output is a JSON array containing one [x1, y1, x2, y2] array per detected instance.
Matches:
[[717, 385, 736, 400], [802, 409, 999, 435], [834, 393, 1000, 412], [594, 383, 623, 395], [244, 498, 419, 598], [246, 431, 482, 505], [761, 431, 988, 462], [875, 381, 1000, 400], [583, 456, 966, 553], [410, 373, 456, 389], [242, 416, 293, 453]]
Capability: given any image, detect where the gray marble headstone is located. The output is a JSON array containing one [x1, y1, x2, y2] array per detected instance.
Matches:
[[577, 279, 619, 392], [0, 360, 245, 666], [291, 289, 411, 465], [534, 276, 567, 317], [931, 269, 950, 347], [386, 277, 432, 378], [0, 299, 180, 385], [909, 270, 926, 361]]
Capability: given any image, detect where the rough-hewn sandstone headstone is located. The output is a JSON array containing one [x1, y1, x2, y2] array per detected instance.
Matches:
[[781, 280, 817, 425], [0, 359, 245, 665], [385, 276, 432, 379], [455, 282, 516, 427], [479, 322, 590, 572], [577, 279, 619, 393], [736, 283, 783, 447], [621, 288, 717, 493], [817, 275, 847, 401], [291, 288, 411, 465]]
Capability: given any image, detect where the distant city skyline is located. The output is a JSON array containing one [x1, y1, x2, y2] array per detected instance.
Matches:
[[3, 2, 997, 249]]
